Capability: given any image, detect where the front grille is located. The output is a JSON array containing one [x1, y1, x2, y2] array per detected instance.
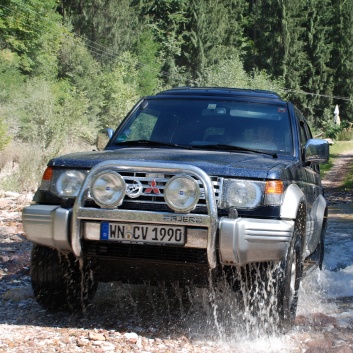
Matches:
[[83, 240, 208, 264], [84, 172, 221, 214]]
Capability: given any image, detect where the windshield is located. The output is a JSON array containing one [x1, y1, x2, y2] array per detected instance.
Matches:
[[113, 98, 293, 155]]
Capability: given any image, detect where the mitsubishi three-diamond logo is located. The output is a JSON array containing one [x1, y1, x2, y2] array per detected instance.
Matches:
[[145, 180, 161, 194]]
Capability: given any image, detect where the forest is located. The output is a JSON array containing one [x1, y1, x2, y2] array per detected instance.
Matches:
[[1, 0, 353, 190]]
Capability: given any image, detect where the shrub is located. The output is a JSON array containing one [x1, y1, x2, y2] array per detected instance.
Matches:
[[197, 55, 249, 87], [0, 142, 42, 192], [0, 117, 11, 151], [198, 56, 285, 94], [336, 125, 353, 141], [98, 52, 140, 128], [322, 119, 353, 141]]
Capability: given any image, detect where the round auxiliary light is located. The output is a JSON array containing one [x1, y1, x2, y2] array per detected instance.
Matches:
[[56, 170, 86, 197], [164, 175, 200, 212], [91, 171, 126, 208]]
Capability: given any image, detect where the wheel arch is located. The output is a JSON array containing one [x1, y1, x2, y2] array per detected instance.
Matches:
[[280, 183, 306, 220], [312, 194, 328, 238], [280, 184, 307, 258]]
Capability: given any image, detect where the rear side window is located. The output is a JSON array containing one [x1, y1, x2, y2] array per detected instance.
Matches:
[[296, 108, 312, 148]]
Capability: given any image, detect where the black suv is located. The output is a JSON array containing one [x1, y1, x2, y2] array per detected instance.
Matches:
[[22, 87, 329, 327]]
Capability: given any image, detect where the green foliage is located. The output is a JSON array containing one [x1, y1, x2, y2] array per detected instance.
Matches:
[[60, 0, 140, 60], [2, 0, 353, 191], [135, 0, 189, 86], [198, 55, 249, 87], [0, 49, 24, 102], [330, 1, 353, 117], [98, 52, 140, 128], [52, 80, 97, 146], [57, 33, 103, 121], [321, 118, 353, 141], [183, 0, 229, 79], [0, 117, 11, 151], [0, 0, 62, 77], [199, 55, 285, 94], [244, 0, 286, 75], [320, 141, 353, 186], [10, 78, 94, 161], [16, 79, 64, 153], [322, 121, 343, 139], [135, 30, 161, 95], [337, 127, 353, 141], [249, 70, 285, 93], [300, 0, 334, 124]]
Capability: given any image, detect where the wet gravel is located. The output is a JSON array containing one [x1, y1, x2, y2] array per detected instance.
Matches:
[[1, 191, 353, 353]]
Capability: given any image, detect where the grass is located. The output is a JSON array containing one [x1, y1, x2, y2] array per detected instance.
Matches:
[[320, 140, 353, 188]]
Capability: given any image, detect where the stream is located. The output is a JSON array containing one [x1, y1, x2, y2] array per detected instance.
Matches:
[[0, 202, 352, 352], [86, 203, 353, 352]]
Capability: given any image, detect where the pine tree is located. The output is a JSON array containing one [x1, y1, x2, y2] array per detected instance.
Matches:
[[133, 0, 190, 86], [135, 30, 161, 95], [301, 0, 334, 125], [182, 0, 240, 81], [59, 0, 140, 63], [331, 0, 353, 122]]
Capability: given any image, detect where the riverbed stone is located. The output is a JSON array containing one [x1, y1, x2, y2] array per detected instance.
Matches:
[[2, 286, 33, 301]]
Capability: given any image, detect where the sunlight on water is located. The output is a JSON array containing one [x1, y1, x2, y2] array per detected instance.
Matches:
[[297, 269, 337, 315], [92, 262, 351, 353], [321, 225, 353, 300], [320, 265, 353, 299], [168, 266, 300, 352], [298, 225, 353, 320], [325, 231, 353, 271]]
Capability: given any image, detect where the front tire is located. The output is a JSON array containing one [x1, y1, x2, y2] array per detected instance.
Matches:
[[31, 244, 97, 312], [277, 224, 303, 328]]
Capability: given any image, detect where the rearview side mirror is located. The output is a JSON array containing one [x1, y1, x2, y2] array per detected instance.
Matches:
[[96, 128, 114, 151], [304, 138, 329, 164]]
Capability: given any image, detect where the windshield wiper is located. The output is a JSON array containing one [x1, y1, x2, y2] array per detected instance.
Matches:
[[116, 139, 192, 149], [192, 144, 278, 158]]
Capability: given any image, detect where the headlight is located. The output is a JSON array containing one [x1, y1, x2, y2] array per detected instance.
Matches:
[[55, 170, 86, 197], [221, 179, 262, 209], [164, 175, 200, 212], [91, 171, 126, 208]]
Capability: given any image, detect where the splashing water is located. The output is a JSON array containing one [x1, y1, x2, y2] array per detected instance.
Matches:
[[88, 206, 353, 352]]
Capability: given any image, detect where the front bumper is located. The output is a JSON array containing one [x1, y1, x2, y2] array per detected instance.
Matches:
[[219, 217, 294, 265], [22, 204, 294, 267], [22, 205, 72, 251]]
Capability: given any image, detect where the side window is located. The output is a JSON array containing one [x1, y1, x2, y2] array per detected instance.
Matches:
[[304, 121, 313, 139], [297, 111, 320, 172], [295, 108, 309, 149], [299, 121, 308, 148], [299, 118, 313, 148]]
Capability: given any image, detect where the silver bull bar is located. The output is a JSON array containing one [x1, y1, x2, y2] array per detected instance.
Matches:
[[72, 160, 218, 268]]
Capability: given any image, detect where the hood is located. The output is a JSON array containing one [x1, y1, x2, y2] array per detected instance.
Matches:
[[49, 147, 294, 179]]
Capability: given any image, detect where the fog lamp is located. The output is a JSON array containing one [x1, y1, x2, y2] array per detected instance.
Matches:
[[91, 171, 125, 208], [164, 175, 200, 212]]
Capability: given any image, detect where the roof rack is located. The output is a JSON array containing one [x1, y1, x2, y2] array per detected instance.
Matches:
[[156, 86, 282, 100]]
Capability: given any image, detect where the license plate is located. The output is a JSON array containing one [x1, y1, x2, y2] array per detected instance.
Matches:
[[100, 222, 185, 245]]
